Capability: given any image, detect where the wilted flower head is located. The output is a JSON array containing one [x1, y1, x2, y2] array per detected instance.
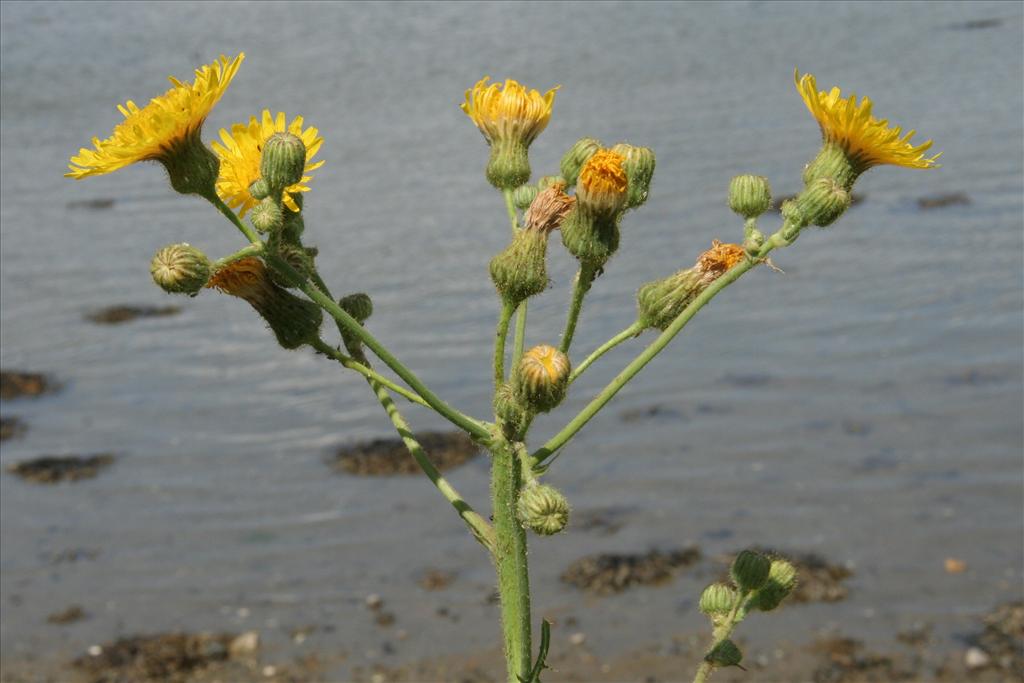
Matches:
[[523, 183, 575, 234]]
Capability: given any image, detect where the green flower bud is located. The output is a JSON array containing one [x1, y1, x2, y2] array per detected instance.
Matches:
[[512, 183, 539, 211], [699, 583, 738, 617], [490, 230, 549, 306], [749, 558, 798, 612], [493, 382, 527, 436], [268, 241, 314, 288], [249, 178, 270, 201], [260, 132, 306, 194], [560, 206, 619, 269], [337, 292, 373, 357], [517, 483, 569, 536], [207, 258, 322, 350], [538, 175, 566, 190], [339, 292, 373, 324], [513, 345, 570, 413], [610, 143, 656, 209], [250, 197, 284, 234], [796, 177, 851, 227], [560, 137, 602, 186], [706, 640, 743, 668], [150, 243, 211, 296], [731, 549, 771, 592], [158, 131, 221, 200], [728, 175, 772, 219]]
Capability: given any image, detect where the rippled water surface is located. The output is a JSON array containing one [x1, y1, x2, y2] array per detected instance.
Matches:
[[2, 1, 1022, 676]]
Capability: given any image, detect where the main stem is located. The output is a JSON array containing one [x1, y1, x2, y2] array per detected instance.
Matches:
[[491, 440, 532, 683], [495, 300, 516, 388]]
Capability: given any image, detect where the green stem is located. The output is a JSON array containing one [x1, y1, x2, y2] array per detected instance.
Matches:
[[211, 244, 264, 269], [569, 321, 643, 384], [531, 240, 779, 466], [495, 300, 516, 389], [369, 375, 496, 551], [206, 194, 260, 244], [502, 189, 529, 368], [263, 252, 491, 441], [512, 301, 528, 368], [560, 262, 597, 354], [311, 338, 430, 409], [490, 439, 532, 683]]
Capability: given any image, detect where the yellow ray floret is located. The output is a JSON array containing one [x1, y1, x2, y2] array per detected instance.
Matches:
[[579, 150, 628, 196], [795, 70, 940, 170], [212, 111, 324, 216], [462, 77, 559, 146], [66, 54, 244, 179]]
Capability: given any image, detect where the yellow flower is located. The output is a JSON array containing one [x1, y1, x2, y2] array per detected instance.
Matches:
[[461, 76, 559, 147], [795, 70, 940, 171], [462, 77, 559, 189], [577, 149, 628, 214], [212, 111, 324, 216], [66, 54, 244, 180]]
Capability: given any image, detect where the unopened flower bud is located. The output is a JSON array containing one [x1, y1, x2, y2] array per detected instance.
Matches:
[[512, 184, 539, 211], [610, 143, 656, 209], [796, 177, 851, 227], [207, 258, 322, 350], [249, 178, 270, 200], [339, 292, 373, 324], [260, 132, 306, 194], [699, 583, 738, 617], [749, 558, 798, 612], [150, 243, 211, 296], [517, 483, 569, 535], [731, 550, 771, 592], [490, 230, 550, 306], [513, 345, 570, 412], [728, 174, 772, 218], [560, 137, 602, 186], [268, 241, 314, 288], [251, 197, 284, 233], [706, 640, 743, 668], [338, 292, 373, 357]]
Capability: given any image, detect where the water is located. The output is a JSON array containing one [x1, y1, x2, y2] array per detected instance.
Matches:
[[1, 0, 1021, 677]]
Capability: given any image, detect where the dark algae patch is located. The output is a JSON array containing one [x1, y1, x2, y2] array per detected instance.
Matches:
[[918, 192, 971, 209], [86, 305, 181, 324], [7, 454, 115, 484], [0, 370, 59, 399], [72, 632, 240, 683], [332, 430, 480, 476], [0, 415, 27, 441], [47, 605, 87, 624], [809, 637, 916, 683], [561, 547, 701, 595]]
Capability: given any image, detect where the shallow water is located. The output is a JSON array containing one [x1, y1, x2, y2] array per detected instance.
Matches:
[[1, 0, 1022, 677]]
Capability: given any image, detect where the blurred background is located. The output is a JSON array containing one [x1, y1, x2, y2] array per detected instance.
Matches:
[[1, 2, 1021, 681]]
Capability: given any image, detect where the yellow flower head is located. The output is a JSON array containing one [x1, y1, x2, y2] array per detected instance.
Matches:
[[66, 54, 244, 179], [212, 111, 324, 216], [577, 149, 628, 213], [462, 77, 559, 148], [795, 70, 940, 172]]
